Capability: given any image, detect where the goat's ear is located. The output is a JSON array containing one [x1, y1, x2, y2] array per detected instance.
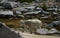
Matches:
[[0, 23, 3, 28]]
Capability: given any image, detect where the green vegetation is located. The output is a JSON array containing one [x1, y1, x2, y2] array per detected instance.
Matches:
[[40, 3, 48, 11]]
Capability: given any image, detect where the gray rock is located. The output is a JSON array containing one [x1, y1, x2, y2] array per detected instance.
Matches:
[[0, 23, 22, 38]]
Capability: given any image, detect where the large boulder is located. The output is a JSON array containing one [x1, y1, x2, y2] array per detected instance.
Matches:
[[2, 2, 12, 9], [0, 23, 22, 38], [48, 21, 60, 31]]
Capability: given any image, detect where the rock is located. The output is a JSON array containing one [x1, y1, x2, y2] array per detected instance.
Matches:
[[36, 28, 48, 34], [0, 23, 22, 38]]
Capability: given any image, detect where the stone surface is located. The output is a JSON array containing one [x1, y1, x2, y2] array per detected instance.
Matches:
[[0, 23, 22, 38]]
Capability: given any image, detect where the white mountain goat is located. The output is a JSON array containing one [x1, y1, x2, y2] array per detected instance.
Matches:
[[20, 19, 42, 33]]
